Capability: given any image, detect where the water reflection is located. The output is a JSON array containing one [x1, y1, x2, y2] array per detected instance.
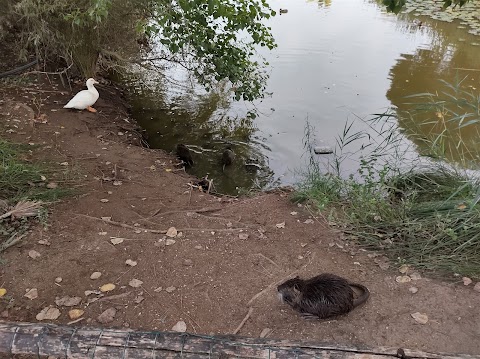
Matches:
[[387, 8, 480, 168], [124, 0, 480, 194]]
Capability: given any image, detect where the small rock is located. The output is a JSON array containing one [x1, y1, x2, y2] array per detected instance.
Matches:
[[68, 309, 84, 320], [166, 227, 178, 238], [303, 219, 314, 224], [54, 277, 63, 283], [24, 288, 38, 300], [100, 199, 109, 203], [97, 307, 116, 324], [474, 282, 480, 292], [36, 307, 61, 321], [90, 272, 102, 280], [409, 287, 418, 294], [399, 264, 409, 274], [125, 259, 137, 267], [238, 233, 249, 240], [165, 239, 176, 246], [463, 277, 472, 286], [183, 259, 193, 266], [55, 296, 82, 307], [410, 272, 421, 280], [100, 283, 116, 292], [165, 286, 176, 293], [38, 239, 51, 246], [411, 312, 428, 324], [110, 237, 124, 245], [28, 250, 41, 259], [275, 222, 285, 229], [290, 212, 298, 216], [172, 320, 187, 332], [129, 279, 143, 288]]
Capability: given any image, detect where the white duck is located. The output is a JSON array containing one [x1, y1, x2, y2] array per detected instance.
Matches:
[[64, 78, 100, 113]]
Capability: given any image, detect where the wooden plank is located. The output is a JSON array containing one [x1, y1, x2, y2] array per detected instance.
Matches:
[[0, 321, 478, 359]]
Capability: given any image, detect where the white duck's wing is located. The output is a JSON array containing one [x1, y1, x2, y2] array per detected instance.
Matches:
[[64, 89, 99, 110]]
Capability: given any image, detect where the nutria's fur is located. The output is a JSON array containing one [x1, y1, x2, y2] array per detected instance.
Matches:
[[277, 273, 369, 319], [176, 144, 194, 166], [221, 146, 235, 171]]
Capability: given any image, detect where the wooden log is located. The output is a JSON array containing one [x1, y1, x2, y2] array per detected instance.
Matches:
[[0, 321, 478, 359]]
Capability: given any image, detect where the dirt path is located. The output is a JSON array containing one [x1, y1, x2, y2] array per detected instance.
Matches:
[[0, 77, 479, 356]]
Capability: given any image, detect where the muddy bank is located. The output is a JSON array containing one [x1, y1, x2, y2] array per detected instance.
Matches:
[[0, 76, 479, 355]]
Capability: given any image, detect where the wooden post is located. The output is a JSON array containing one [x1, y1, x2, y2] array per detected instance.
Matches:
[[0, 321, 478, 359]]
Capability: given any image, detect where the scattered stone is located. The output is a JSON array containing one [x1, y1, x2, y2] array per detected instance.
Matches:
[[275, 222, 285, 229], [165, 286, 176, 293], [55, 296, 82, 307], [98, 231, 107, 236], [166, 227, 178, 238], [38, 239, 51, 246], [259, 328, 272, 338], [85, 290, 101, 296], [303, 219, 314, 224], [113, 180, 122, 186], [125, 259, 137, 267], [36, 307, 61, 321], [100, 199, 109, 203], [54, 277, 63, 283], [194, 245, 202, 250], [238, 233, 249, 240], [165, 239, 176, 246], [411, 312, 428, 324], [97, 307, 116, 324], [290, 212, 298, 216], [100, 283, 116, 292], [24, 288, 38, 300], [172, 320, 187, 332], [46, 182, 58, 189], [463, 277, 472, 286], [409, 287, 418, 294], [395, 275, 411, 283], [28, 250, 41, 259], [90, 272, 102, 280], [129, 279, 143, 288], [474, 282, 480, 292], [68, 309, 84, 320], [183, 259, 193, 266]]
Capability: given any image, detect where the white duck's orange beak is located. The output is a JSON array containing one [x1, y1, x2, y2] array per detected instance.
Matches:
[[94, 80, 99, 84]]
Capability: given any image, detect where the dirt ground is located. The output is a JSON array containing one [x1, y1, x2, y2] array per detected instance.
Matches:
[[0, 76, 479, 357]]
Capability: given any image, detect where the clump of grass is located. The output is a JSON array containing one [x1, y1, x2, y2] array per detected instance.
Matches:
[[296, 80, 480, 278], [0, 138, 72, 252]]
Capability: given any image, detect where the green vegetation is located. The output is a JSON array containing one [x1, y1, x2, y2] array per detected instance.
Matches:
[[0, 139, 72, 252], [382, 0, 470, 13], [295, 81, 480, 277], [1, 0, 276, 101]]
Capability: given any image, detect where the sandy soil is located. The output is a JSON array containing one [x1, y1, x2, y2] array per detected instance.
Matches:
[[0, 76, 479, 356]]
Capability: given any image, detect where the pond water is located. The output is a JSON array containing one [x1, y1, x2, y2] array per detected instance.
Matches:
[[125, 0, 480, 194]]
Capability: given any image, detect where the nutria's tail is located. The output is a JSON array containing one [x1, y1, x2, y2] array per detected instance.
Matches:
[[349, 282, 370, 307]]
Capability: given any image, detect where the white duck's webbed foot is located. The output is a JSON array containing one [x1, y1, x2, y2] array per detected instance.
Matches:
[[87, 106, 97, 113]]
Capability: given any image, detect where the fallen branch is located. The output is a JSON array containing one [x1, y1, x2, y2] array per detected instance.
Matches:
[[98, 291, 131, 302], [150, 206, 223, 218], [232, 307, 254, 335]]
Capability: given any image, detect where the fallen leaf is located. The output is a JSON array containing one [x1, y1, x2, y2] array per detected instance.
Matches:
[[238, 233, 249, 240], [259, 328, 272, 338], [275, 222, 285, 229], [463, 277, 472, 286], [410, 272, 421, 280], [98, 232, 107, 236], [55, 277, 62, 283], [9, 200, 43, 220], [28, 250, 41, 259], [40, 175, 47, 181], [154, 287, 163, 292], [399, 264, 409, 274], [24, 288, 38, 300], [100, 283, 116, 292], [68, 309, 84, 320], [125, 259, 137, 267], [36, 307, 61, 321], [100, 199, 109, 203], [165, 286, 176, 293], [373, 256, 390, 270], [395, 275, 411, 283], [110, 237, 124, 245], [290, 212, 298, 216], [411, 312, 428, 324], [60, 162, 69, 166], [166, 227, 177, 238], [46, 182, 58, 189], [113, 180, 122, 186], [457, 203, 467, 210], [409, 287, 418, 294], [85, 290, 101, 296], [97, 307, 116, 324], [474, 282, 480, 292], [129, 279, 143, 288], [172, 320, 187, 332], [303, 219, 314, 224], [165, 239, 176, 246], [90, 272, 102, 280], [55, 296, 82, 307], [38, 239, 51, 246], [134, 295, 144, 304], [165, 168, 172, 172], [0, 288, 6, 297]]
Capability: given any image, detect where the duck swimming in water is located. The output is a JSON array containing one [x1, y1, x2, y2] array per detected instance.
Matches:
[[64, 78, 100, 113]]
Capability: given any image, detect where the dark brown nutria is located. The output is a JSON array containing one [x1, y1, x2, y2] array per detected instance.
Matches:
[[221, 146, 235, 171], [176, 144, 194, 166], [277, 273, 369, 319]]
